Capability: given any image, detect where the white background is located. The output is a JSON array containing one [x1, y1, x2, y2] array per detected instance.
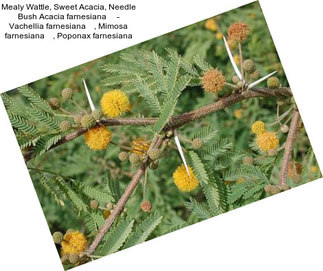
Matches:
[[1, 0, 323, 270]]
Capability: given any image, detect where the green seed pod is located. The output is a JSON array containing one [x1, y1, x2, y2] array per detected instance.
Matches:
[[148, 148, 160, 160], [65, 229, 74, 235], [52, 231, 64, 244], [242, 59, 255, 73], [280, 125, 289, 133], [73, 114, 83, 124], [243, 156, 254, 165], [118, 151, 129, 162], [250, 69, 260, 79], [60, 120, 71, 132], [49, 98, 60, 110], [129, 153, 140, 165], [69, 254, 79, 264], [149, 161, 159, 170], [192, 138, 203, 149], [106, 202, 114, 210], [237, 81, 243, 88], [90, 199, 99, 210], [232, 75, 240, 84], [61, 254, 69, 264], [141, 200, 152, 212], [61, 88, 73, 100], [267, 76, 280, 88], [80, 114, 96, 129], [166, 130, 173, 138], [92, 109, 102, 121]]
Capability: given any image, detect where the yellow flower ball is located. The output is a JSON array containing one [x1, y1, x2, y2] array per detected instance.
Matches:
[[310, 166, 318, 173], [234, 109, 243, 119], [251, 121, 266, 135], [233, 54, 240, 65], [85, 126, 111, 150], [227, 39, 236, 50], [201, 69, 226, 93], [215, 32, 223, 40], [173, 165, 199, 192], [100, 89, 130, 118], [205, 19, 218, 31], [61, 231, 87, 256], [131, 137, 151, 156], [256, 131, 279, 152]]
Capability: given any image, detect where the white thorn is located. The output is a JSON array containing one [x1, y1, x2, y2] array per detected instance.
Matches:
[[174, 130, 190, 177], [248, 71, 278, 89], [223, 36, 242, 80], [83, 78, 96, 111]]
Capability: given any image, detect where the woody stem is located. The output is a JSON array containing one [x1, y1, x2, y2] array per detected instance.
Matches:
[[85, 135, 164, 255], [23, 87, 292, 162], [279, 110, 300, 186]]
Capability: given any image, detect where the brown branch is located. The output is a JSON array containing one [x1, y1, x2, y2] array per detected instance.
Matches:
[[85, 135, 164, 255], [279, 110, 300, 186], [24, 87, 292, 162]]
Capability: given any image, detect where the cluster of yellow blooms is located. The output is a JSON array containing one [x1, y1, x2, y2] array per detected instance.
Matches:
[[131, 137, 151, 156], [84, 89, 130, 151], [205, 18, 218, 31], [234, 109, 243, 119], [61, 231, 87, 256], [233, 55, 240, 65], [204, 18, 225, 41], [100, 89, 130, 118], [173, 165, 199, 192], [85, 126, 111, 150], [251, 121, 279, 152]]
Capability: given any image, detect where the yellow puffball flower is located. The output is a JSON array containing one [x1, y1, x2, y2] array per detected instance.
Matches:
[[251, 121, 266, 135], [205, 19, 218, 31], [100, 89, 130, 118], [215, 32, 223, 40], [256, 131, 279, 152], [233, 54, 240, 65], [310, 166, 318, 173], [131, 137, 151, 156], [61, 231, 87, 256], [234, 109, 243, 119], [173, 165, 199, 192], [227, 39, 236, 50], [85, 126, 111, 150]]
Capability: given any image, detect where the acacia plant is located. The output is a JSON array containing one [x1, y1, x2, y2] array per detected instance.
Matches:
[[1, 19, 320, 269]]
